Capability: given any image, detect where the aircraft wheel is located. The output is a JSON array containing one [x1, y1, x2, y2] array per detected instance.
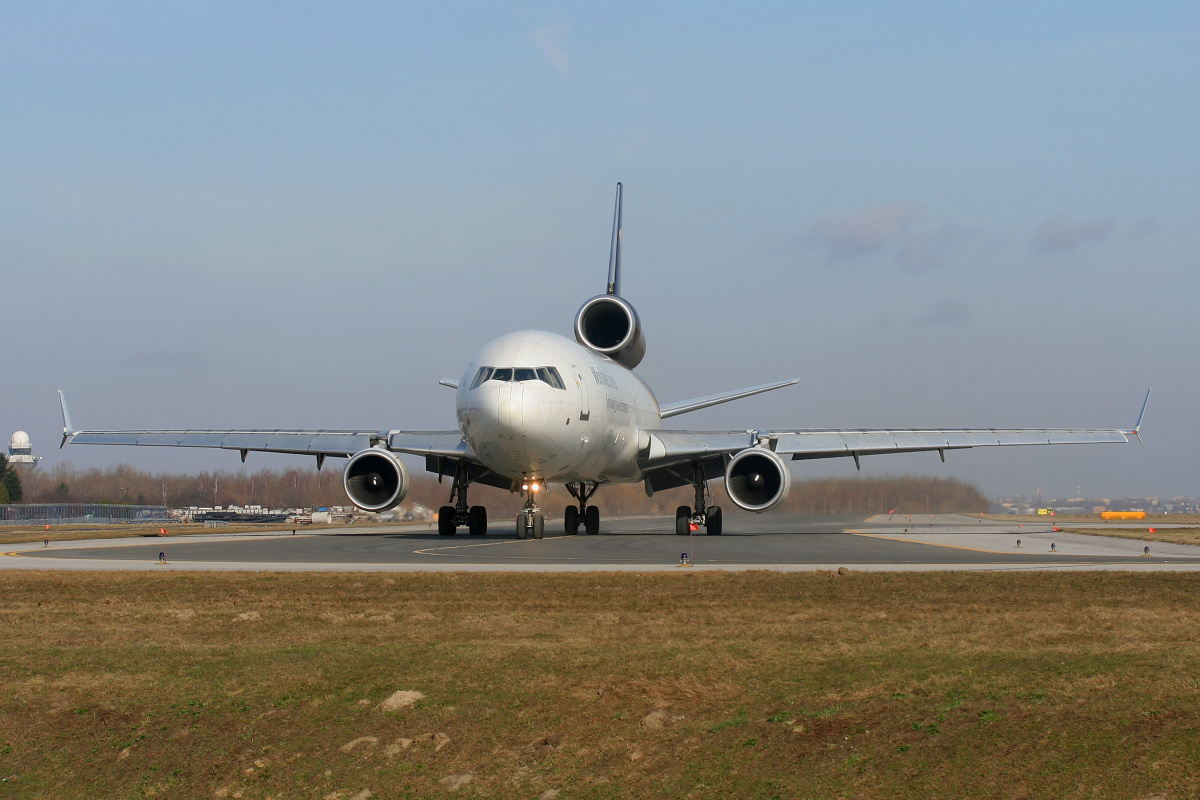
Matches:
[[564, 506, 579, 535], [706, 505, 723, 535], [532, 512, 545, 540], [516, 513, 529, 539], [584, 505, 600, 536], [437, 505, 457, 536], [468, 505, 488, 536], [675, 505, 691, 535]]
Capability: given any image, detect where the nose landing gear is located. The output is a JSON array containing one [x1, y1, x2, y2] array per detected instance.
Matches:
[[516, 479, 545, 539]]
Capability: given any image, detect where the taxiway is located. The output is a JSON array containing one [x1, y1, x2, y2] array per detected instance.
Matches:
[[4, 514, 1199, 572]]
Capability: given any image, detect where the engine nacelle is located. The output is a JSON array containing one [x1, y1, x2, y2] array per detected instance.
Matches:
[[343, 448, 410, 512], [574, 295, 647, 370], [725, 447, 791, 513]]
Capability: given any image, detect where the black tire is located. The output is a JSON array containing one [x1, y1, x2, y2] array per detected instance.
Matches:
[[468, 505, 488, 536], [706, 505, 723, 535], [584, 505, 600, 536], [564, 506, 579, 535], [437, 505, 457, 536], [532, 512, 545, 540], [675, 505, 691, 535], [516, 513, 529, 539]]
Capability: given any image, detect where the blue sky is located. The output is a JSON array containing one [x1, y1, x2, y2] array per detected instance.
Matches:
[[4, 2, 1197, 499]]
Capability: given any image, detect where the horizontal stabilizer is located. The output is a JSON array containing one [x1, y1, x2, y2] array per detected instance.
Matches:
[[659, 378, 798, 420]]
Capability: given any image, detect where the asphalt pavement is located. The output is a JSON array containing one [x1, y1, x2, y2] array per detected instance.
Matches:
[[4, 513, 1199, 572]]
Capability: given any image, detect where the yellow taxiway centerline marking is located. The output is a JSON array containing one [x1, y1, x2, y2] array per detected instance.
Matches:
[[848, 530, 1041, 556]]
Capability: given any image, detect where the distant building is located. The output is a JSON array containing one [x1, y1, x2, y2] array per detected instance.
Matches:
[[7, 431, 41, 468]]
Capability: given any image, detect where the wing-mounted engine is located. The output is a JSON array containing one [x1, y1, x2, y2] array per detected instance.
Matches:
[[725, 447, 792, 512], [343, 447, 410, 511], [574, 295, 647, 369]]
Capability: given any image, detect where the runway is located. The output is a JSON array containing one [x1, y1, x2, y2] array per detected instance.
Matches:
[[4, 513, 1200, 572]]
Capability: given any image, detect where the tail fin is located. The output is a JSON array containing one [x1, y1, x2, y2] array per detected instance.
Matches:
[[607, 182, 623, 296]]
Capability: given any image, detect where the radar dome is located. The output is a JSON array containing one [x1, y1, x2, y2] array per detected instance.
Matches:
[[10, 431, 30, 447]]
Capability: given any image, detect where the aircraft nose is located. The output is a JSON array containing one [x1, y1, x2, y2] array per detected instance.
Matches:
[[494, 384, 541, 433]]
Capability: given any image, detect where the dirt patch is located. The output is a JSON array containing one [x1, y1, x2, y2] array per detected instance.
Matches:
[[339, 736, 378, 753], [377, 690, 424, 712]]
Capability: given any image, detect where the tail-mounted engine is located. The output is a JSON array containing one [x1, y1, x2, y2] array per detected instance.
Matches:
[[574, 295, 647, 369], [343, 448, 410, 511], [725, 447, 791, 512]]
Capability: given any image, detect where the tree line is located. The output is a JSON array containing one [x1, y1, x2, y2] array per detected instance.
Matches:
[[20, 462, 989, 516], [0, 454, 24, 503]]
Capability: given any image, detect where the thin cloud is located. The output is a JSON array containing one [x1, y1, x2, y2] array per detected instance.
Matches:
[[898, 222, 968, 272], [530, 21, 573, 76], [919, 297, 971, 327], [808, 203, 924, 260], [1031, 216, 1114, 255], [119, 348, 209, 370]]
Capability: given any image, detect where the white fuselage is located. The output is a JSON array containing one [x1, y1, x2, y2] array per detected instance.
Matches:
[[455, 331, 661, 484]]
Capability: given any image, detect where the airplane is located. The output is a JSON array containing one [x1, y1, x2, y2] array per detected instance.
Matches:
[[58, 184, 1151, 540]]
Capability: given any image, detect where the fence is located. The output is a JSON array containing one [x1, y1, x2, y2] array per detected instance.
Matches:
[[0, 504, 172, 525]]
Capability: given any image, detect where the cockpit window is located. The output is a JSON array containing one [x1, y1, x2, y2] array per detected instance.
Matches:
[[537, 367, 566, 389], [470, 366, 494, 389], [471, 365, 567, 390]]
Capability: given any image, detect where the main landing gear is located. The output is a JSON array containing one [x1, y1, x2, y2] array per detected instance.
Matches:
[[675, 464, 722, 536], [437, 462, 488, 537], [564, 482, 601, 536]]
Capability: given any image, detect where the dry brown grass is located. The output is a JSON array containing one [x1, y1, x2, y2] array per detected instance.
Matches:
[[2, 571, 1199, 799], [1064, 527, 1200, 547], [986, 513, 1200, 525]]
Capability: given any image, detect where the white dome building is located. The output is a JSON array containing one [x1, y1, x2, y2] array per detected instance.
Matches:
[[8, 431, 41, 467]]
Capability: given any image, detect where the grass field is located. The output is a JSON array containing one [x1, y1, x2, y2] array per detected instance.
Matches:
[[2, 571, 1198, 799], [1063, 527, 1200, 548]]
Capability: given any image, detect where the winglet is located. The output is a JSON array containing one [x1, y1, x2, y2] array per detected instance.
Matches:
[[1129, 388, 1151, 447], [57, 389, 76, 448], [606, 182, 623, 296]]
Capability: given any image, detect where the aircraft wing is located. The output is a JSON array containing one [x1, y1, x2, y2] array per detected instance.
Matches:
[[643, 389, 1148, 470], [63, 428, 470, 459], [639, 425, 1137, 493], [644, 426, 1132, 467], [59, 389, 472, 461]]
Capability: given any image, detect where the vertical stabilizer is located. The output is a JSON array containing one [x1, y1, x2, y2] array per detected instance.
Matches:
[[607, 182, 623, 296]]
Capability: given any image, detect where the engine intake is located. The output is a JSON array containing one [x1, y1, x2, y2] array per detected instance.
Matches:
[[343, 448, 410, 511], [574, 295, 647, 369], [725, 448, 791, 512]]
